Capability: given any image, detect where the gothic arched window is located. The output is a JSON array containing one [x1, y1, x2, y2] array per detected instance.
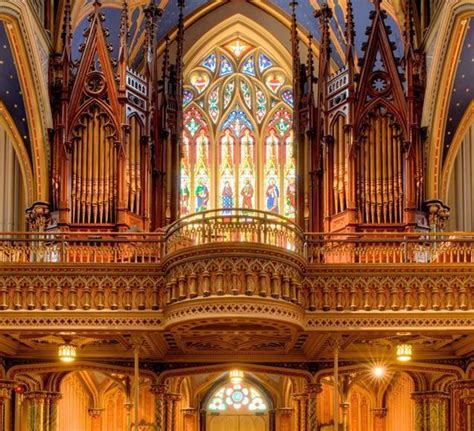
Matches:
[[181, 39, 294, 219], [207, 381, 268, 412]]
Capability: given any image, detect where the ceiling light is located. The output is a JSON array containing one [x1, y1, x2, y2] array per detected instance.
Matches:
[[373, 366, 385, 377], [58, 343, 77, 363], [396, 343, 412, 362], [230, 370, 243, 385]]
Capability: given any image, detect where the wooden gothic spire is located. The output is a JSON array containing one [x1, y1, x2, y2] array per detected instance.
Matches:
[[355, 0, 406, 126], [118, 0, 129, 94]]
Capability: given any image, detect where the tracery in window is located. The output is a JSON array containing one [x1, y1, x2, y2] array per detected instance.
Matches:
[[207, 382, 267, 412], [181, 37, 294, 219]]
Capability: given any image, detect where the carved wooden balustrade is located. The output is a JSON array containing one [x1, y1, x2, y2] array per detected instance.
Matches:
[[164, 209, 304, 255], [0, 215, 473, 329], [0, 232, 164, 264], [304, 233, 474, 264]]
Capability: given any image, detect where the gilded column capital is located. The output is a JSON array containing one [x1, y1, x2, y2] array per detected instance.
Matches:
[[460, 395, 474, 406], [0, 380, 16, 403], [448, 379, 474, 391], [276, 407, 294, 416], [411, 391, 450, 401], [292, 392, 308, 402], [150, 383, 168, 396], [306, 383, 323, 397], [45, 391, 62, 402], [88, 407, 105, 417], [372, 407, 387, 418], [165, 392, 182, 403], [24, 390, 49, 402]]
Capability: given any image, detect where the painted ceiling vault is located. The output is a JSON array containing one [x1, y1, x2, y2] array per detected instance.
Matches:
[[70, 0, 406, 68]]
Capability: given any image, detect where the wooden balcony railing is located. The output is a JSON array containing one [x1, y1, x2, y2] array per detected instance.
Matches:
[[0, 232, 164, 264], [164, 209, 304, 255], [0, 217, 474, 265], [304, 233, 474, 264]]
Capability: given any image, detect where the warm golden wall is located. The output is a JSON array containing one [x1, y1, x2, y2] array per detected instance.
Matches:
[[386, 373, 415, 431], [58, 373, 92, 431]]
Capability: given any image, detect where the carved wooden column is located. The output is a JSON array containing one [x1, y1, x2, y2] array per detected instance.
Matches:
[[182, 407, 197, 431], [151, 384, 168, 431], [293, 393, 308, 431], [412, 391, 449, 431], [0, 380, 15, 431], [88, 408, 104, 431], [341, 402, 350, 431], [277, 407, 293, 431], [24, 391, 48, 431], [373, 407, 387, 431], [306, 383, 322, 431], [461, 395, 474, 431], [166, 393, 181, 431], [44, 392, 61, 431]]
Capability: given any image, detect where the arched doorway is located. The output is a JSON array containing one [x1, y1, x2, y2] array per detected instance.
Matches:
[[203, 375, 273, 431]]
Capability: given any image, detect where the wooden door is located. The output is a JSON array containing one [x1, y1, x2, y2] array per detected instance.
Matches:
[[207, 413, 267, 431]]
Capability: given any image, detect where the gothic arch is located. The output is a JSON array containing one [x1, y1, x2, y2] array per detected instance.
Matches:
[[0, 100, 35, 204], [440, 99, 474, 203], [424, 1, 474, 199], [0, 1, 52, 202]]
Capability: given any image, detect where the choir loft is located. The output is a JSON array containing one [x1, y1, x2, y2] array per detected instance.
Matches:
[[0, 0, 473, 430]]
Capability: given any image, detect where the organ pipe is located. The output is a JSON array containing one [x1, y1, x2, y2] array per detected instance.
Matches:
[[358, 110, 404, 224], [127, 116, 143, 215], [331, 116, 347, 214], [71, 106, 117, 224]]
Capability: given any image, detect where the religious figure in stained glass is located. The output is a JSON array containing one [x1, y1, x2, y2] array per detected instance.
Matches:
[[284, 130, 296, 219], [266, 179, 280, 213], [241, 179, 254, 209], [195, 130, 210, 212], [196, 178, 209, 212], [180, 179, 190, 215], [221, 181, 234, 212]]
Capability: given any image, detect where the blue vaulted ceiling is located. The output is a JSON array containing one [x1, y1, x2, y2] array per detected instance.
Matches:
[[71, 0, 404, 69], [443, 18, 474, 163], [0, 22, 31, 160]]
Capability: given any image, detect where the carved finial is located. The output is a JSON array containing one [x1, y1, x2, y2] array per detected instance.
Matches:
[[404, 0, 415, 47], [176, 0, 185, 104], [61, 0, 72, 49], [372, 0, 383, 11], [120, 0, 129, 43], [144, 0, 162, 66], [162, 36, 170, 83], [290, 1, 300, 82], [315, 3, 332, 58], [307, 33, 314, 78], [345, 0, 355, 48], [93, 0, 102, 12]]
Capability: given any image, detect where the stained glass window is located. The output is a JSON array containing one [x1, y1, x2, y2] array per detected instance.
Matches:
[[220, 55, 234, 76], [202, 53, 217, 72], [207, 382, 267, 412], [242, 55, 256, 76], [181, 38, 294, 219]]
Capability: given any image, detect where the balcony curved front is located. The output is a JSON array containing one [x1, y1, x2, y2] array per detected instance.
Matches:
[[161, 209, 306, 331], [164, 208, 304, 256]]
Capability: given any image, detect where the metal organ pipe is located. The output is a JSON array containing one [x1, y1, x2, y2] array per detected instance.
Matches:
[[71, 107, 116, 224]]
